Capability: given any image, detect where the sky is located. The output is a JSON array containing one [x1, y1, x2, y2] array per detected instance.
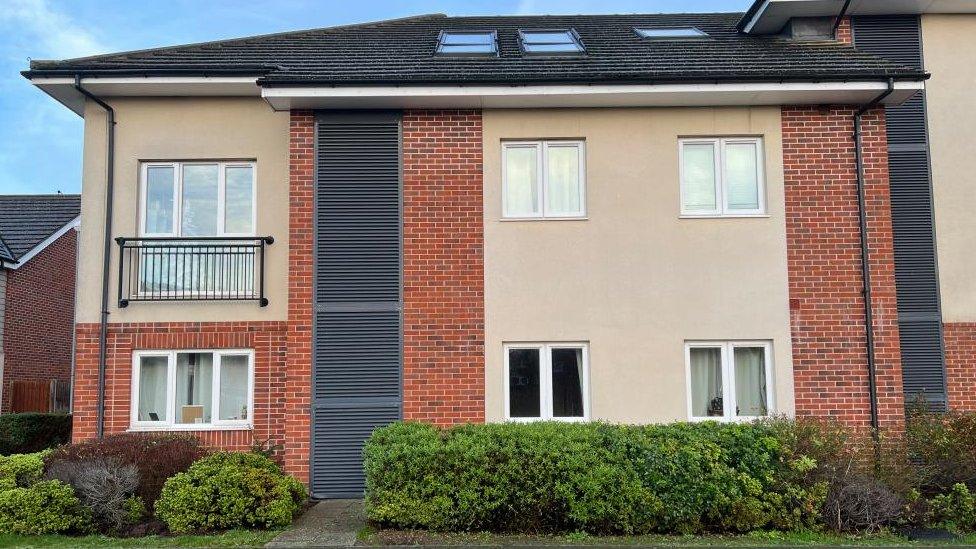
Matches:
[[0, 0, 751, 195]]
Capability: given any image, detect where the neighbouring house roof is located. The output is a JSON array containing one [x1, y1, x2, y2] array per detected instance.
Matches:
[[0, 194, 80, 266], [23, 13, 926, 85]]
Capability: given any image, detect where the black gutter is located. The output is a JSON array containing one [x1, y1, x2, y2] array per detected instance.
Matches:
[[73, 75, 115, 439], [854, 77, 895, 434], [832, 0, 853, 37]]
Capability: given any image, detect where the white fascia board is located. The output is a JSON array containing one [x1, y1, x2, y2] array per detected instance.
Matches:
[[743, 0, 976, 34], [6, 216, 80, 270], [262, 81, 924, 110], [28, 76, 261, 116]]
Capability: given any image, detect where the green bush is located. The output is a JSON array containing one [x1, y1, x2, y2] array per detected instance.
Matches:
[[364, 421, 827, 535], [0, 480, 91, 534], [0, 413, 71, 455], [154, 452, 307, 534], [0, 451, 48, 489], [928, 484, 976, 532]]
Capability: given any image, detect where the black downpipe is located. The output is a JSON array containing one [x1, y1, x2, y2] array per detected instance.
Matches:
[[73, 75, 115, 439], [854, 78, 895, 435]]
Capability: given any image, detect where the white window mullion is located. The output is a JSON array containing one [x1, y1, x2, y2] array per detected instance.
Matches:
[[212, 352, 223, 426], [537, 144, 547, 218], [541, 345, 553, 419], [723, 343, 736, 419], [166, 351, 177, 425]]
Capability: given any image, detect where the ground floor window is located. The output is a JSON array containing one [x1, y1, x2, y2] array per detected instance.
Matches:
[[505, 342, 589, 421], [685, 341, 772, 420], [131, 349, 253, 430]]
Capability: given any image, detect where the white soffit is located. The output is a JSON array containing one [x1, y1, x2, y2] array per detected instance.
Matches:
[[261, 81, 923, 110], [744, 0, 976, 34]]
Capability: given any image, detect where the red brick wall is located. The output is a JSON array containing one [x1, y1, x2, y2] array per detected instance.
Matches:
[[782, 106, 905, 429], [944, 323, 976, 412], [2, 229, 77, 413], [836, 17, 852, 45], [402, 110, 485, 426], [72, 322, 287, 452]]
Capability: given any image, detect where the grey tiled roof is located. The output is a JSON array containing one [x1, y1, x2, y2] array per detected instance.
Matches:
[[0, 237, 13, 264], [24, 13, 926, 85], [0, 195, 80, 262]]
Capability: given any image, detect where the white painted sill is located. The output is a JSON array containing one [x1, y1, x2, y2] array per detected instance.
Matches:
[[128, 424, 254, 432], [679, 214, 771, 219], [499, 216, 589, 222]]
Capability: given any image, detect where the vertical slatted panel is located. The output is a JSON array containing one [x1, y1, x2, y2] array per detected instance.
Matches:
[[313, 111, 402, 498], [853, 16, 947, 409]]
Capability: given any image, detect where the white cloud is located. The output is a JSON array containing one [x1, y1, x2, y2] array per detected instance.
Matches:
[[0, 0, 108, 59], [516, 0, 537, 15]]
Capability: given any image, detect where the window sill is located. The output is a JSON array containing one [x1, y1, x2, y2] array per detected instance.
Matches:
[[679, 214, 770, 219], [505, 416, 590, 423], [688, 416, 769, 423], [128, 424, 253, 432], [500, 216, 589, 222]]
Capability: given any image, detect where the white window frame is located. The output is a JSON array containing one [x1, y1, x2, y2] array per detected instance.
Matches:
[[130, 349, 255, 431], [503, 342, 590, 421], [501, 140, 586, 219], [139, 161, 257, 238], [678, 137, 766, 217], [684, 340, 773, 422]]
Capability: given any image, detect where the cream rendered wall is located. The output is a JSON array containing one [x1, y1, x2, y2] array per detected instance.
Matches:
[[78, 97, 289, 323], [483, 107, 794, 423], [922, 14, 976, 323]]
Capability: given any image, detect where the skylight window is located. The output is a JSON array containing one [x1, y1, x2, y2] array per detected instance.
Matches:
[[436, 31, 498, 55], [635, 27, 709, 39], [519, 29, 585, 54]]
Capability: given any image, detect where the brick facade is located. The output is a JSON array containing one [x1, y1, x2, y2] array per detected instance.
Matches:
[[835, 17, 852, 45], [2, 229, 77, 413], [943, 323, 976, 412], [782, 106, 905, 428], [402, 110, 486, 426]]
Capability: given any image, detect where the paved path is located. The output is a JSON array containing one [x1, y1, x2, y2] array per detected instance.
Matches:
[[267, 499, 364, 547]]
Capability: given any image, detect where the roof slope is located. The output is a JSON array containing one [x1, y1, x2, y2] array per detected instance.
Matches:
[[25, 13, 925, 85], [0, 195, 80, 262]]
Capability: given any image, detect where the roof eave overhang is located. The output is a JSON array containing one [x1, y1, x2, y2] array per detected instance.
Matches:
[[2, 216, 80, 271], [740, 0, 976, 35]]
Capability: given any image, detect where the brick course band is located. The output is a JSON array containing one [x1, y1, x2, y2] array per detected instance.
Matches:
[[944, 322, 976, 412], [782, 105, 905, 428]]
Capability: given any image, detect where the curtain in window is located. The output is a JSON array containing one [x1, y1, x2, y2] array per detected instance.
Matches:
[[175, 353, 213, 424], [137, 356, 168, 422], [551, 347, 584, 417], [725, 142, 759, 210], [682, 143, 717, 211], [218, 355, 249, 421], [690, 347, 723, 417], [734, 347, 768, 416], [546, 145, 581, 215], [505, 146, 539, 216]]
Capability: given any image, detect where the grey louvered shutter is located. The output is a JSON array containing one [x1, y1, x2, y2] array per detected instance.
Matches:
[[853, 16, 948, 409], [312, 111, 402, 498]]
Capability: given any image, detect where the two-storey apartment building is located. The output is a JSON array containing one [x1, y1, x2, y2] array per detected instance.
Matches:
[[23, 0, 976, 498]]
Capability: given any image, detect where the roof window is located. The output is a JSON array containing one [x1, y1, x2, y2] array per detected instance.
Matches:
[[519, 29, 585, 54], [436, 31, 498, 55], [635, 27, 709, 39]]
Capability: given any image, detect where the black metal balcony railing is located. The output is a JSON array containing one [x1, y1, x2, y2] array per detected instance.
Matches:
[[116, 236, 274, 307]]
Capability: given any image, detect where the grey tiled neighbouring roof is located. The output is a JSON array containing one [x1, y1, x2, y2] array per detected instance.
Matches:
[[0, 194, 80, 263], [24, 13, 926, 85]]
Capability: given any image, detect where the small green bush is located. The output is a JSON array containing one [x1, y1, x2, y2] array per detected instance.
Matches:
[[0, 451, 49, 489], [364, 421, 827, 535], [0, 480, 91, 534], [154, 452, 307, 534], [928, 484, 976, 532], [0, 413, 71, 455]]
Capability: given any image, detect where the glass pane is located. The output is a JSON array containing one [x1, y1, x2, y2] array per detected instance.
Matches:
[[682, 143, 717, 211], [504, 146, 539, 216], [551, 347, 584, 417], [689, 347, 723, 417], [175, 352, 213, 424], [726, 142, 760, 210], [181, 164, 219, 236], [734, 347, 768, 416], [546, 145, 581, 215], [137, 356, 168, 422], [441, 32, 493, 45], [522, 42, 583, 53], [522, 31, 575, 44], [218, 355, 250, 421], [508, 348, 541, 418], [145, 166, 174, 234], [637, 27, 706, 38], [224, 166, 254, 234]]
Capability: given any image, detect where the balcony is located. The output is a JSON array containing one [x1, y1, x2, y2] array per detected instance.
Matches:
[[116, 236, 274, 307]]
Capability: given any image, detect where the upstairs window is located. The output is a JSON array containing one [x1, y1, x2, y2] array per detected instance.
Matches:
[[635, 27, 708, 39], [502, 140, 586, 219], [519, 29, 585, 54], [141, 161, 255, 237], [679, 137, 765, 217], [436, 30, 497, 55]]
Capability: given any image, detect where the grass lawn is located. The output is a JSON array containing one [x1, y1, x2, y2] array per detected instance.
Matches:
[[359, 527, 976, 546], [0, 529, 281, 548]]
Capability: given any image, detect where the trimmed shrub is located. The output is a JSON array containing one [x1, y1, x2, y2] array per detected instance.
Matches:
[[364, 421, 827, 535], [154, 452, 307, 534], [0, 480, 92, 534], [0, 451, 48, 489], [45, 433, 208, 510], [45, 457, 143, 532], [928, 484, 976, 532], [0, 413, 71, 455]]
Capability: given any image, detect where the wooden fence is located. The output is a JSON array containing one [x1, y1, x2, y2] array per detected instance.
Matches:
[[10, 379, 70, 413]]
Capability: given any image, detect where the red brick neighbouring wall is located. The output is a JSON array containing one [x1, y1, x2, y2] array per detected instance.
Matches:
[[71, 322, 287, 452], [782, 106, 905, 429], [944, 323, 976, 412], [836, 17, 852, 45], [402, 110, 486, 426], [2, 229, 77, 413]]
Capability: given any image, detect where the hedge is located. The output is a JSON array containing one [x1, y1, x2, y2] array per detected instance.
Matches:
[[364, 421, 826, 535], [0, 413, 71, 455]]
